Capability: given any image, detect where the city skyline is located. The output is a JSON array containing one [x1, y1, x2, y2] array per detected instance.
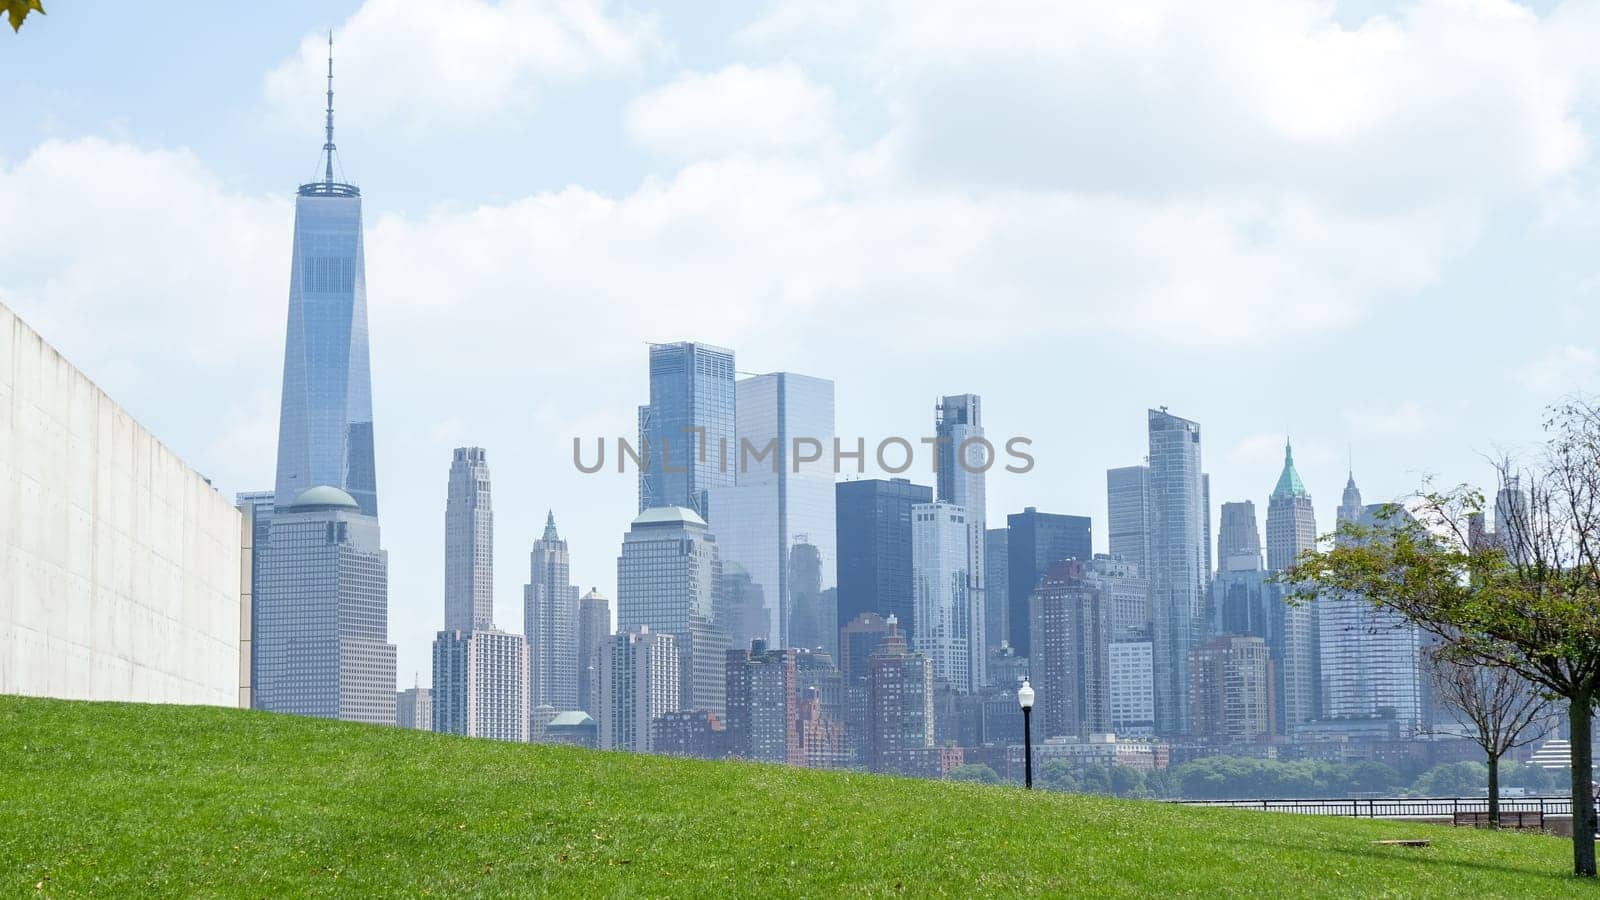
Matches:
[[5, 2, 1599, 690]]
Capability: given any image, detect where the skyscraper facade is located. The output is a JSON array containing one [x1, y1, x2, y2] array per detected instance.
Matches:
[[1318, 474, 1424, 733], [273, 55, 377, 518], [1005, 507, 1092, 656], [1027, 560, 1110, 740], [444, 448, 493, 633], [432, 628, 530, 742], [525, 512, 580, 712], [707, 372, 835, 653], [936, 394, 989, 667], [911, 501, 979, 692], [637, 342, 735, 519], [1190, 635, 1275, 747], [597, 626, 679, 753], [396, 686, 432, 731], [576, 588, 612, 716], [616, 507, 726, 714], [983, 527, 1010, 657], [1105, 465, 1150, 574], [255, 486, 396, 725], [867, 628, 936, 774], [835, 478, 931, 637], [1263, 442, 1319, 729], [1147, 408, 1207, 736], [724, 640, 802, 765]]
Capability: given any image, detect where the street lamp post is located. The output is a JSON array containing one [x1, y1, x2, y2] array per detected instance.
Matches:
[[1018, 678, 1035, 790]]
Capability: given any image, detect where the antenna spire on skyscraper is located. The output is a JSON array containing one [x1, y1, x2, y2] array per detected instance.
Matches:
[[324, 31, 336, 185]]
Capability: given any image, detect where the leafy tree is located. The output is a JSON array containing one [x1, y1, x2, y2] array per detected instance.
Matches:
[[1036, 759, 1081, 793], [1413, 761, 1490, 798], [945, 764, 1001, 785], [6, 0, 43, 32], [1108, 764, 1146, 798], [1289, 399, 1600, 876]]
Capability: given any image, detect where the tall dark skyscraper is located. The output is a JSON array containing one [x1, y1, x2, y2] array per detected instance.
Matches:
[[273, 38, 377, 518], [1005, 507, 1092, 656], [835, 478, 932, 635]]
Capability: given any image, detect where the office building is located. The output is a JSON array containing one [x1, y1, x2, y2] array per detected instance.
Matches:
[[867, 629, 935, 774], [1106, 465, 1150, 574], [1191, 635, 1275, 747], [576, 588, 611, 716], [444, 448, 493, 632], [396, 686, 432, 730], [936, 394, 989, 669], [912, 501, 978, 691], [526, 511, 580, 712], [1264, 441, 1319, 726], [1109, 641, 1155, 736], [983, 527, 1010, 658], [724, 640, 802, 765], [637, 342, 735, 519], [616, 506, 726, 714], [1005, 507, 1092, 655], [836, 478, 931, 637], [651, 710, 727, 759], [707, 372, 835, 653], [256, 486, 396, 725]]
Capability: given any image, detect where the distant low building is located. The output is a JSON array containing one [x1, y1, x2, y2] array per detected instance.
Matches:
[[396, 687, 432, 731], [652, 709, 727, 760], [542, 711, 598, 749], [1008, 733, 1171, 774]]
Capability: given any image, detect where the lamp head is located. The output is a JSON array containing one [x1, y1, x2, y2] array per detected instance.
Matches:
[[1018, 678, 1035, 710]]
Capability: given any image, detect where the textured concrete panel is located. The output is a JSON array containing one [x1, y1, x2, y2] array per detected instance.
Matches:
[[2, 302, 243, 706]]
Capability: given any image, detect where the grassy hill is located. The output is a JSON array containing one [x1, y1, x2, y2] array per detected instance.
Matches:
[[0, 696, 1589, 896]]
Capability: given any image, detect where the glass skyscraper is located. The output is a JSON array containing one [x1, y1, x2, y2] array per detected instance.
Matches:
[[273, 42, 376, 518], [935, 394, 988, 676], [835, 478, 931, 637], [637, 342, 735, 519], [1147, 407, 1207, 736], [1004, 507, 1092, 656], [707, 372, 836, 654]]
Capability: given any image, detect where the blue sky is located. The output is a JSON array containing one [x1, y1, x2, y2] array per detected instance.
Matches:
[[5, 0, 1600, 686]]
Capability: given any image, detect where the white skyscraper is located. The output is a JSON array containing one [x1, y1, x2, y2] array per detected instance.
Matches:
[[597, 626, 680, 752], [936, 394, 987, 685], [444, 447, 493, 633], [911, 501, 978, 692], [525, 511, 580, 713], [617, 507, 727, 714], [1264, 440, 1319, 729], [1147, 408, 1207, 735], [707, 372, 836, 654]]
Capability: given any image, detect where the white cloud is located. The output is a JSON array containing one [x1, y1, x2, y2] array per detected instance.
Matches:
[[624, 63, 836, 158], [1515, 345, 1600, 392], [263, 0, 660, 131]]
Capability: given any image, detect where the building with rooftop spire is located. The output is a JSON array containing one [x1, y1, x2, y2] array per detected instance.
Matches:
[[1263, 439, 1318, 729], [1317, 470, 1425, 734], [273, 34, 377, 518], [526, 511, 580, 713]]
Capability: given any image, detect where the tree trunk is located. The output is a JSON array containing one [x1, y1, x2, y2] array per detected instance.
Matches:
[[1487, 753, 1500, 829], [1570, 697, 1596, 878]]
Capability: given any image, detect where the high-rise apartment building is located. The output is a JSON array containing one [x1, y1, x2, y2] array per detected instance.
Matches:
[[1190, 635, 1275, 746], [836, 478, 932, 637], [617, 507, 726, 714], [432, 628, 530, 742], [867, 628, 935, 774], [576, 588, 612, 716], [444, 448, 494, 633], [255, 486, 396, 725], [936, 394, 989, 670], [707, 372, 835, 653], [911, 501, 979, 691], [597, 627, 679, 752], [637, 342, 735, 519], [1005, 507, 1092, 655], [1027, 560, 1110, 739], [724, 640, 802, 765], [526, 512, 580, 712], [1147, 408, 1207, 736], [983, 527, 1010, 657], [1109, 641, 1155, 736]]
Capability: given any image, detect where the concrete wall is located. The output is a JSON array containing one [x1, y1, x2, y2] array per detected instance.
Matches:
[[1, 302, 244, 706]]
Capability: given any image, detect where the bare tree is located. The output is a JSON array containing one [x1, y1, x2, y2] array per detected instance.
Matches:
[[1425, 653, 1551, 827]]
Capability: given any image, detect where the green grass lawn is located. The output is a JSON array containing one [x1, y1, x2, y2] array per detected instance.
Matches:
[[0, 695, 1590, 897]]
